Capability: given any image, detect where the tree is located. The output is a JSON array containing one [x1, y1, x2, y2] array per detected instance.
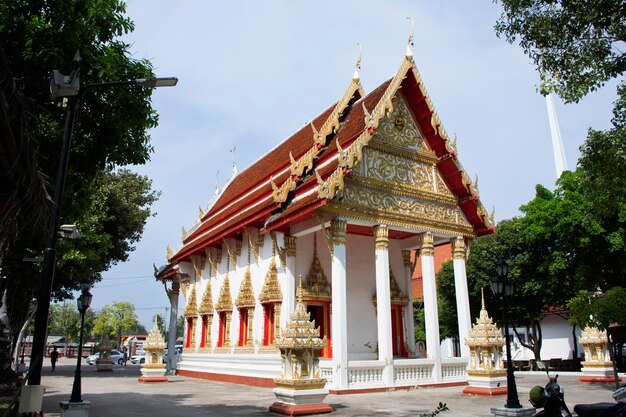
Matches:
[[176, 315, 185, 341], [54, 169, 159, 298], [93, 302, 145, 348], [413, 300, 426, 342], [438, 217, 580, 360], [495, 0, 626, 102], [566, 85, 626, 327], [568, 288, 626, 331], [3, 169, 157, 356], [577, 84, 626, 290], [153, 313, 166, 335], [0, 0, 160, 356], [48, 302, 80, 339]]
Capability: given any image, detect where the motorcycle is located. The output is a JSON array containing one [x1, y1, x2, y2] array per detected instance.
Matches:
[[574, 386, 625, 417], [529, 373, 625, 417], [529, 373, 572, 417]]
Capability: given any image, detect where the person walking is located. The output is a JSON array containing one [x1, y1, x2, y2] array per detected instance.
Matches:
[[122, 348, 128, 366], [50, 347, 59, 371]]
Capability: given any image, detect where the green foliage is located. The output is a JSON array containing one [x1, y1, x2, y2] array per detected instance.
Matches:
[[419, 402, 449, 417], [0, 0, 160, 354], [437, 217, 573, 360], [48, 302, 80, 340], [437, 86, 626, 348], [413, 300, 426, 342], [577, 83, 626, 286], [93, 302, 145, 347], [153, 313, 166, 335], [568, 288, 626, 331], [176, 315, 185, 338], [55, 169, 159, 297], [495, 0, 626, 102]]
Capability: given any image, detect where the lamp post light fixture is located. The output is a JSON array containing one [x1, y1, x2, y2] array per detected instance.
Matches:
[[69, 283, 92, 403], [491, 259, 522, 409], [27, 50, 177, 399]]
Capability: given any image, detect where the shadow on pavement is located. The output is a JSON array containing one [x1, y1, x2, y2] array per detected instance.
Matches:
[[43, 391, 276, 416]]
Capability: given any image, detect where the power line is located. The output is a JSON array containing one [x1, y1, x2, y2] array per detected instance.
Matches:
[[93, 277, 154, 288], [101, 275, 155, 280]]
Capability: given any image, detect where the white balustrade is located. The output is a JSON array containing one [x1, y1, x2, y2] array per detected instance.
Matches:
[[441, 357, 468, 381], [393, 359, 434, 385], [347, 360, 385, 387], [319, 360, 334, 385]]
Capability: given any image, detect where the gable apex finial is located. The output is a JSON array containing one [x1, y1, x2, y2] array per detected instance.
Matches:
[[353, 43, 362, 82], [230, 147, 237, 178], [405, 17, 414, 60]]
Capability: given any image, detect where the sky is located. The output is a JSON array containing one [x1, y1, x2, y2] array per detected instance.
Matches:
[[84, 1, 620, 329]]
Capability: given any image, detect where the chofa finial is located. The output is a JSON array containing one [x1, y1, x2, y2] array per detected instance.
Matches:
[[230, 147, 237, 178], [405, 17, 414, 60], [353, 43, 362, 82]]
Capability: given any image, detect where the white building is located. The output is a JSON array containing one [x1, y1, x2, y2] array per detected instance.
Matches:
[[156, 43, 495, 392]]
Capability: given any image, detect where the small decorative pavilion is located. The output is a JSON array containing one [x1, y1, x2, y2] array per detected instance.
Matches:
[[463, 290, 506, 396]]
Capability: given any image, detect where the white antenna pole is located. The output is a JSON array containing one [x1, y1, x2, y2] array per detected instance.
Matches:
[[546, 93, 568, 178]]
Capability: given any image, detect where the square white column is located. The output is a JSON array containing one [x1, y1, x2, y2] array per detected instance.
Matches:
[[374, 225, 394, 387], [420, 232, 442, 382], [284, 235, 297, 319], [452, 237, 471, 358], [331, 219, 348, 390]]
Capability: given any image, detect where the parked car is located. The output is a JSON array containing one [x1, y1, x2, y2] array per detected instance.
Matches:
[[86, 350, 124, 365], [162, 347, 181, 363], [130, 353, 145, 364]]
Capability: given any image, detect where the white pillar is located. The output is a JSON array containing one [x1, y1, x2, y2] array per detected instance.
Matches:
[[166, 279, 180, 374], [402, 250, 416, 356], [374, 225, 394, 387], [420, 232, 442, 381], [282, 235, 297, 328], [452, 237, 471, 358], [331, 219, 348, 389]]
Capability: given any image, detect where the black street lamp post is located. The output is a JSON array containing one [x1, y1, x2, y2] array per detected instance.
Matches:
[[27, 51, 177, 392], [69, 284, 92, 403], [491, 259, 522, 409]]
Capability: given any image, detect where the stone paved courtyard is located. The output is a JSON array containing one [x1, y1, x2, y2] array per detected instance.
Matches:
[[36, 358, 622, 417]]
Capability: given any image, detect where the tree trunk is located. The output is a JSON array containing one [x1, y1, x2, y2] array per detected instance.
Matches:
[[512, 322, 543, 361], [571, 324, 578, 360], [531, 323, 543, 361]]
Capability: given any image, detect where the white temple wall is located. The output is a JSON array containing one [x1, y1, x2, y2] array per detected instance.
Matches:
[[540, 315, 580, 360], [252, 231, 271, 346], [388, 239, 408, 295], [345, 233, 378, 359]]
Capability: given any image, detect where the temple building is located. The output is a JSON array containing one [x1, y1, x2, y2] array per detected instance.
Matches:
[[155, 39, 495, 392]]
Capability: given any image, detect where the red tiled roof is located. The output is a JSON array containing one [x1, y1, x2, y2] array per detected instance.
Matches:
[[170, 62, 494, 264]]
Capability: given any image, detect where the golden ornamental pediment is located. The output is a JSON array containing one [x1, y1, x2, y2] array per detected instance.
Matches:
[[184, 285, 198, 317], [336, 181, 474, 236], [302, 237, 331, 301], [259, 257, 282, 303], [235, 268, 256, 308], [198, 280, 213, 315], [216, 275, 233, 311], [371, 92, 433, 155]]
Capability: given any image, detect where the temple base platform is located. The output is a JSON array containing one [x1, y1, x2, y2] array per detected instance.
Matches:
[[270, 388, 333, 416]]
